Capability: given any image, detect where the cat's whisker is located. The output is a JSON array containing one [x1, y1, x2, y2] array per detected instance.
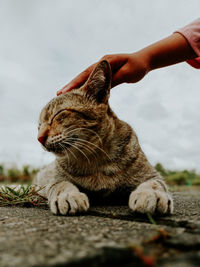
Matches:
[[64, 126, 109, 163], [64, 125, 77, 134], [67, 147, 78, 161], [74, 141, 99, 170], [58, 143, 70, 164], [73, 140, 100, 165], [80, 128, 103, 146], [65, 127, 103, 146], [68, 137, 122, 172], [67, 137, 112, 161], [57, 140, 77, 162], [74, 141, 98, 157], [61, 141, 78, 161], [62, 141, 91, 164], [68, 138, 99, 156], [64, 127, 80, 136]]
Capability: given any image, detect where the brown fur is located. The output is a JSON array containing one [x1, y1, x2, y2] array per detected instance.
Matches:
[[36, 60, 173, 215]]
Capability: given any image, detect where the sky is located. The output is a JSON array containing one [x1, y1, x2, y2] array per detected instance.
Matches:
[[0, 0, 200, 171]]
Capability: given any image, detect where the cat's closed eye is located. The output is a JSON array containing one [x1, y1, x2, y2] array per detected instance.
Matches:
[[52, 109, 96, 124], [50, 109, 68, 125], [55, 111, 68, 123]]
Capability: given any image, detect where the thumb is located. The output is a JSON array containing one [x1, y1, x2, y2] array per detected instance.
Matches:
[[57, 64, 96, 95], [111, 66, 128, 88]]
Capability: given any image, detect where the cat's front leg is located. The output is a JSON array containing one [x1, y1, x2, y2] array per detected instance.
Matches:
[[129, 179, 173, 214], [48, 181, 90, 215]]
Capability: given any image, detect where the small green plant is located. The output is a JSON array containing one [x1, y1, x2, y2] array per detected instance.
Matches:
[[7, 168, 21, 182], [192, 177, 200, 185], [155, 163, 200, 186], [0, 185, 47, 206], [0, 164, 5, 182], [0, 164, 4, 176], [154, 163, 167, 177], [0, 164, 40, 184], [166, 172, 188, 185], [147, 212, 156, 225], [22, 165, 31, 176]]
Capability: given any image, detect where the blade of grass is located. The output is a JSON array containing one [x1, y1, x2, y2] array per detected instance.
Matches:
[[0, 185, 47, 207], [147, 213, 157, 225]]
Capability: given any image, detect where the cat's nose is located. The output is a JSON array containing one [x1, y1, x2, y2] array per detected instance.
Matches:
[[38, 129, 49, 145], [38, 134, 48, 145]]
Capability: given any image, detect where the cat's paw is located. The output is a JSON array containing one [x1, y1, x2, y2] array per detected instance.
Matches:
[[49, 190, 89, 215], [129, 189, 173, 214]]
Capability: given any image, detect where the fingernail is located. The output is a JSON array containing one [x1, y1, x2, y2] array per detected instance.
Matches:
[[62, 90, 68, 94], [63, 86, 72, 94], [65, 85, 70, 91], [57, 90, 62, 96]]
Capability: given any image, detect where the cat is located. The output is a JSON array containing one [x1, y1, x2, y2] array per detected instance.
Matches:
[[36, 60, 173, 215]]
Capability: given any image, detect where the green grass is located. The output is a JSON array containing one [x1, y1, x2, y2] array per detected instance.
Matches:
[[0, 185, 47, 207], [155, 163, 200, 186], [1, 163, 200, 186], [0, 162, 199, 207], [0, 164, 39, 184], [147, 213, 157, 225]]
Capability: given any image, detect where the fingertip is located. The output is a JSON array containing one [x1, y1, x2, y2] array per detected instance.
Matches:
[[61, 90, 68, 94], [56, 85, 71, 96], [62, 86, 72, 94]]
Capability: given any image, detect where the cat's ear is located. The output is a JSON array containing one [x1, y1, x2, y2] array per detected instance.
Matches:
[[83, 60, 112, 104]]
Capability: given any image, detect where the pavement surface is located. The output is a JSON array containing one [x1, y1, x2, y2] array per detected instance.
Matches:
[[0, 191, 200, 267]]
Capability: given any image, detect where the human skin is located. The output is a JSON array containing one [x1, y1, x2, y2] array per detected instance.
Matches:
[[57, 32, 197, 95]]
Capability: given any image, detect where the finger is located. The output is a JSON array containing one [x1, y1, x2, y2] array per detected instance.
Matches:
[[57, 64, 96, 95], [57, 76, 85, 96], [111, 66, 128, 88], [101, 54, 128, 72]]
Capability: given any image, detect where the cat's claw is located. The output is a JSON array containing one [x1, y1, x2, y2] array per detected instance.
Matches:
[[49, 191, 89, 215], [129, 189, 173, 214]]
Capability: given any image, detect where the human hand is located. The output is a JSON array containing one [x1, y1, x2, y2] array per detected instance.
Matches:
[[57, 52, 150, 95], [57, 32, 198, 96]]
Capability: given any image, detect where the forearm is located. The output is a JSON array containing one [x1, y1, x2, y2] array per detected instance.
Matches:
[[138, 32, 197, 72], [58, 22, 199, 94]]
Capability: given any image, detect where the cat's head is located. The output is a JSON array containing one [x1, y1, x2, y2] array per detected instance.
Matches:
[[38, 60, 114, 159]]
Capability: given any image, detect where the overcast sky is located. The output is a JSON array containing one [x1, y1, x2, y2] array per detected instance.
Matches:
[[0, 0, 200, 171]]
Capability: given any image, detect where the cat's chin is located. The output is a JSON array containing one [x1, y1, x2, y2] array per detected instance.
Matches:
[[41, 145, 66, 157]]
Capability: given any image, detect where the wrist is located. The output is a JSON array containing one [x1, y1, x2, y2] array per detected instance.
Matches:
[[138, 33, 197, 72], [131, 49, 152, 74], [138, 45, 162, 73]]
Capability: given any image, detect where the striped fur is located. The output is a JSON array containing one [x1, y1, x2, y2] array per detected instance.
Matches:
[[36, 60, 173, 215]]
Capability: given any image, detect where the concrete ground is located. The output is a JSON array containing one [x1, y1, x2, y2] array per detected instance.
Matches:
[[0, 191, 200, 267]]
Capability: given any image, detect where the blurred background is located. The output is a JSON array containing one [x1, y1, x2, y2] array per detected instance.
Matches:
[[0, 0, 200, 178]]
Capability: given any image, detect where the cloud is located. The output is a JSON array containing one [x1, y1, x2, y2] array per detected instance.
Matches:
[[0, 0, 200, 171]]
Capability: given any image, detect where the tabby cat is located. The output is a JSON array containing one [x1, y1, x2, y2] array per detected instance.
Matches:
[[36, 60, 173, 215]]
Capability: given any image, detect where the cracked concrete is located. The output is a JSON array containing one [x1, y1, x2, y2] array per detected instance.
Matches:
[[0, 191, 200, 267]]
